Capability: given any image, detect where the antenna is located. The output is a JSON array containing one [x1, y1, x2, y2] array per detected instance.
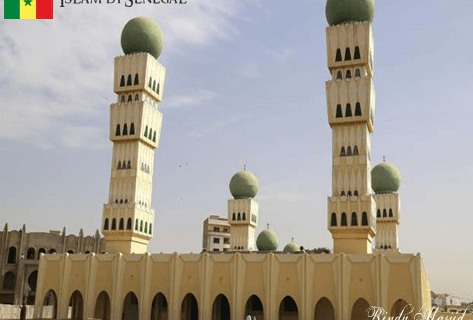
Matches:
[[383, 156, 386, 163], [267, 223, 270, 229]]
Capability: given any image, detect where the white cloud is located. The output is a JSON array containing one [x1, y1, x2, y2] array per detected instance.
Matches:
[[61, 126, 108, 150], [165, 90, 215, 109]]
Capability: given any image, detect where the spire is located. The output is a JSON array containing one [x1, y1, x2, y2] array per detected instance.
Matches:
[[3, 223, 7, 232], [22, 224, 25, 232], [62, 226, 66, 236]]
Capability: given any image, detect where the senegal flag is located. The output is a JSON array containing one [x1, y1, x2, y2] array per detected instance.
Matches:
[[4, 0, 53, 19]]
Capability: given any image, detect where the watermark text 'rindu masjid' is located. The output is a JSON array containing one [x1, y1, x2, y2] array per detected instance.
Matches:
[[367, 304, 473, 320], [60, 0, 187, 8]]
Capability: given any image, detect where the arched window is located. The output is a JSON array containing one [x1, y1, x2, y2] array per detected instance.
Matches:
[[123, 123, 128, 135], [115, 124, 121, 136], [353, 145, 359, 155], [346, 103, 352, 117], [111, 218, 116, 230], [341, 191, 345, 196], [341, 213, 347, 226], [245, 295, 264, 319], [212, 294, 230, 320], [94, 291, 111, 320], [121, 95, 125, 102], [127, 161, 131, 169], [355, 102, 362, 116], [153, 131, 157, 142], [340, 147, 346, 156], [38, 248, 46, 258], [134, 94, 139, 101], [389, 209, 393, 217], [149, 223, 152, 235], [48, 248, 56, 254], [346, 70, 352, 79], [117, 161, 121, 170], [383, 209, 387, 217], [330, 213, 337, 226], [314, 297, 335, 320], [153, 80, 156, 91], [135, 219, 139, 231], [242, 212, 246, 220], [150, 292, 168, 320], [336, 71, 342, 80], [232, 213, 236, 221], [123, 292, 139, 320], [144, 126, 148, 138], [181, 293, 198, 320], [43, 289, 58, 319], [354, 190, 359, 196], [335, 49, 342, 62], [134, 74, 139, 85], [351, 298, 371, 320], [27, 247, 35, 260], [119, 218, 124, 230], [140, 221, 143, 232], [127, 74, 132, 86], [120, 76, 125, 87], [3, 272, 15, 290], [104, 218, 109, 230], [121, 161, 127, 169], [237, 213, 241, 221], [351, 212, 358, 226], [130, 123, 135, 135], [148, 77, 153, 88], [345, 47, 351, 60], [354, 46, 361, 59], [7, 247, 16, 264], [355, 68, 361, 78], [279, 296, 298, 319], [347, 146, 352, 156], [347, 190, 352, 196], [377, 209, 381, 218], [67, 250, 74, 254], [362, 212, 368, 226], [128, 95, 132, 102], [336, 104, 343, 118]]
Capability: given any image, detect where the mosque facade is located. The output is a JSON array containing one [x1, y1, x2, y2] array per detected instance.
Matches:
[[33, 1, 433, 319]]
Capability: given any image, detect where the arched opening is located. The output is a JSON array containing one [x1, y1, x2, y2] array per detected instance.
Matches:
[[242, 213, 246, 220], [346, 70, 351, 79], [48, 249, 56, 254], [150, 292, 168, 320], [377, 209, 381, 218], [68, 290, 84, 319], [111, 218, 116, 230], [330, 213, 337, 226], [119, 218, 124, 230], [351, 212, 358, 226], [128, 95, 132, 102], [67, 250, 74, 254], [346, 103, 352, 117], [134, 74, 139, 85], [120, 75, 125, 87], [115, 124, 121, 136], [351, 298, 370, 320], [127, 74, 132, 86], [347, 146, 352, 156], [181, 293, 198, 320], [314, 297, 335, 320], [340, 147, 346, 156], [345, 47, 351, 60], [390, 299, 413, 319], [117, 161, 122, 170], [245, 295, 264, 320], [212, 294, 230, 320], [353, 145, 359, 155], [279, 296, 298, 320], [130, 123, 135, 135], [121, 95, 125, 103], [347, 191, 352, 196], [383, 209, 387, 218], [355, 68, 361, 78], [237, 213, 241, 221], [104, 219, 109, 230], [123, 123, 128, 135], [336, 71, 342, 80], [389, 209, 393, 217], [94, 291, 111, 320], [232, 213, 236, 221], [341, 191, 346, 196], [355, 102, 362, 116], [341, 213, 347, 226], [42, 289, 58, 319], [354, 46, 361, 59], [27, 247, 35, 260], [336, 104, 343, 118], [127, 161, 131, 169], [122, 291, 139, 320], [362, 212, 368, 226], [335, 49, 342, 62], [3, 272, 15, 290], [28, 270, 38, 291], [7, 247, 16, 264], [354, 190, 359, 196], [127, 218, 132, 230]]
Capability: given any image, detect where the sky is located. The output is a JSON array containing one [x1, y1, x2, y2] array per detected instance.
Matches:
[[1, 0, 473, 301]]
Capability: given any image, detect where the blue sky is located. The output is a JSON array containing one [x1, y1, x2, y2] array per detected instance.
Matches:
[[1, 0, 473, 300]]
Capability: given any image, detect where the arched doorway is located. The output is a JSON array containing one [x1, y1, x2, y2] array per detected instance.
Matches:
[[351, 298, 370, 320], [94, 291, 111, 320], [68, 290, 83, 319], [150, 292, 168, 320], [279, 296, 298, 320], [212, 294, 230, 320], [391, 299, 414, 320], [122, 291, 139, 320], [42, 289, 57, 319], [181, 293, 198, 320], [314, 297, 335, 320], [245, 295, 264, 320]]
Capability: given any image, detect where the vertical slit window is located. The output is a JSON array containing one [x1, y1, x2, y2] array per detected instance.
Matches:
[[111, 219, 116, 230], [336, 104, 343, 118], [149, 223, 152, 235], [331, 213, 337, 226], [383, 209, 387, 217], [149, 128, 153, 140], [362, 212, 368, 226], [153, 80, 156, 92], [119, 218, 124, 230], [346, 70, 351, 79], [153, 131, 156, 142], [354, 46, 361, 59], [127, 218, 132, 230], [134, 74, 139, 85], [104, 219, 109, 230], [117, 161, 121, 170], [127, 75, 132, 86], [345, 47, 351, 60], [144, 222, 148, 234], [232, 213, 236, 220], [377, 209, 381, 218], [144, 126, 148, 138], [347, 146, 352, 156], [120, 76, 125, 87], [115, 124, 121, 136], [123, 124, 128, 135], [389, 209, 393, 217], [156, 83, 160, 95], [355, 102, 362, 116], [353, 145, 359, 155], [237, 213, 241, 221], [127, 161, 131, 169], [335, 49, 342, 62], [140, 221, 143, 232], [130, 123, 135, 135], [341, 213, 347, 226], [148, 77, 152, 88], [351, 212, 358, 226], [345, 103, 352, 117], [135, 219, 139, 231]]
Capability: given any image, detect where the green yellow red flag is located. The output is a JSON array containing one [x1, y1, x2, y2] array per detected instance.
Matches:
[[4, 0, 53, 19]]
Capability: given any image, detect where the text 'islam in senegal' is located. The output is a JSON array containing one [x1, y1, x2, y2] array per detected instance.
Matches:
[[60, 0, 186, 7]]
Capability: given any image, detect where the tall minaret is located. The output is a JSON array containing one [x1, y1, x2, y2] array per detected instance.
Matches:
[[372, 161, 402, 252], [227, 170, 259, 251], [325, 0, 377, 254], [102, 17, 165, 254]]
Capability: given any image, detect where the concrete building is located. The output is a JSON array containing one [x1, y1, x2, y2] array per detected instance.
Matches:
[[0, 223, 103, 306], [202, 215, 230, 252], [32, 2, 434, 319]]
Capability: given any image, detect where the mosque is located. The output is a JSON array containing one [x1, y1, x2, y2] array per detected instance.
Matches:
[[32, 0, 432, 319]]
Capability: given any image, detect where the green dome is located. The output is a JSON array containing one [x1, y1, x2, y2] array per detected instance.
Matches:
[[229, 170, 259, 199], [371, 162, 401, 194], [283, 241, 301, 253], [325, 0, 375, 26], [256, 229, 279, 252], [121, 17, 164, 59]]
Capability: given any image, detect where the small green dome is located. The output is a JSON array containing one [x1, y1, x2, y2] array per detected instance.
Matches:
[[371, 162, 401, 194], [325, 0, 375, 26], [229, 170, 259, 199], [283, 241, 301, 253], [256, 229, 279, 252], [121, 17, 164, 59]]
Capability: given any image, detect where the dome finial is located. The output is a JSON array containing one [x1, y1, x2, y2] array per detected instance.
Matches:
[[229, 170, 259, 199], [325, 0, 375, 26], [121, 17, 164, 59]]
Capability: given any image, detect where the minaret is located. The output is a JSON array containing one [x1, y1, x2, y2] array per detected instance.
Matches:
[[372, 161, 402, 252], [227, 170, 259, 251], [325, 0, 377, 254], [102, 17, 166, 254]]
